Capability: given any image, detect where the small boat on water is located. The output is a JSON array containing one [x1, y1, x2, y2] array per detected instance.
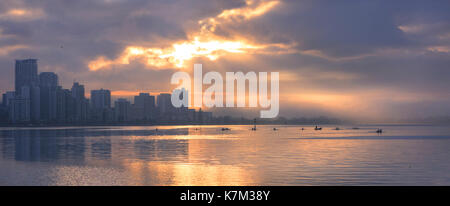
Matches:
[[335, 127, 340, 130], [352, 127, 360, 130], [273, 128, 278, 131], [376, 129, 383, 133], [221, 128, 231, 131], [314, 126, 322, 130]]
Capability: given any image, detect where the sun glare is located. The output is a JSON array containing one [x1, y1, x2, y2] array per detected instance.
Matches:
[[88, 0, 284, 71]]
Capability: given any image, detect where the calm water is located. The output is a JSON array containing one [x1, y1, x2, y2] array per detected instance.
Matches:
[[0, 125, 450, 185]]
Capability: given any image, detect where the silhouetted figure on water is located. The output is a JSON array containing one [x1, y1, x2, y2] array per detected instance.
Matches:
[[252, 118, 257, 131]]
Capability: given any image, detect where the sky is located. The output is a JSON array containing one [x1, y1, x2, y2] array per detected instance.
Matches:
[[0, 0, 450, 121]]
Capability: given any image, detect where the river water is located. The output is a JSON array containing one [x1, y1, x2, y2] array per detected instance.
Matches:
[[0, 125, 449, 185]]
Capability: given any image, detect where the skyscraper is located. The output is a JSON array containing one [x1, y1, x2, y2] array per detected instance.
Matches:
[[14, 59, 40, 122], [72, 82, 88, 122], [15, 59, 39, 93], [29, 85, 40, 122], [2, 91, 15, 107], [157, 93, 173, 115], [2, 93, 5, 107], [39, 72, 58, 122], [55, 86, 66, 122], [71, 82, 85, 100], [11, 86, 31, 123], [63, 89, 75, 122], [114, 98, 131, 122], [90, 89, 111, 122], [39, 72, 58, 87], [3, 91, 15, 122], [134, 93, 155, 120], [91, 89, 111, 109], [0, 93, 9, 122]]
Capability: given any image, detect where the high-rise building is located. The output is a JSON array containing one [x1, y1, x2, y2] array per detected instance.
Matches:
[[71, 82, 85, 100], [90, 89, 111, 122], [72, 82, 88, 122], [114, 98, 131, 122], [3, 92, 15, 122], [62, 89, 75, 123], [53, 87, 76, 123], [15, 59, 39, 93], [14, 59, 40, 122], [39, 72, 58, 87], [39, 72, 58, 122], [0, 93, 8, 122], [11, 86, 31, 123], [29, 85, 40, 122], [2, 91, 15, 107], [157, 93, 173, 115], [57, 87, 75, 123], [2, 93, 5, 107], [55, 86, 66, 122], [134, 93, 155, 120], [91, 89, 111, 109]]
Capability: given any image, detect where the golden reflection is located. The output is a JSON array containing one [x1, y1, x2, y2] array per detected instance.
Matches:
[[112, 128, 261, 185], [147, 162, 257, 186]]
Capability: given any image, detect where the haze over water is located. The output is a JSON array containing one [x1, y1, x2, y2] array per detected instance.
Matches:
[[0, 125, 449, 185]]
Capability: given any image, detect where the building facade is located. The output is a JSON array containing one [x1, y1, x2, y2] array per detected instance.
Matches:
[[90, 89, 111, 122], [13, 59, 40, 122], [39, 72, 58, 122], [134, 93, 155, 121]]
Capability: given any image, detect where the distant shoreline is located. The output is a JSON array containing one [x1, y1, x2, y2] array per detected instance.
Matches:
[[0, 122, 330, 128], [0, 122, 445, 128]]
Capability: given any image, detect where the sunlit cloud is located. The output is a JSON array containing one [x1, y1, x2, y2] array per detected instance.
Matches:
[[398, 24, 426, 34], [0, 8, 45, 21], [427, 46, 450, 53], [88, 37, 262, 71], [300, 49, 376, 61], [199, 0, 280, 33], [88, 0, 291, 71], [0, 45, 29, 56]]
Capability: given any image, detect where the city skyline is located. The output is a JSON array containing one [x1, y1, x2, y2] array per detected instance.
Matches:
[[1, 58, 213, 124]]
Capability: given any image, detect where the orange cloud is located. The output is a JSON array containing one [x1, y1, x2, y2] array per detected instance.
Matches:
[[87, 0, 292, 71], [0, 45, 30, 56], [0, 8, 45, 21]]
